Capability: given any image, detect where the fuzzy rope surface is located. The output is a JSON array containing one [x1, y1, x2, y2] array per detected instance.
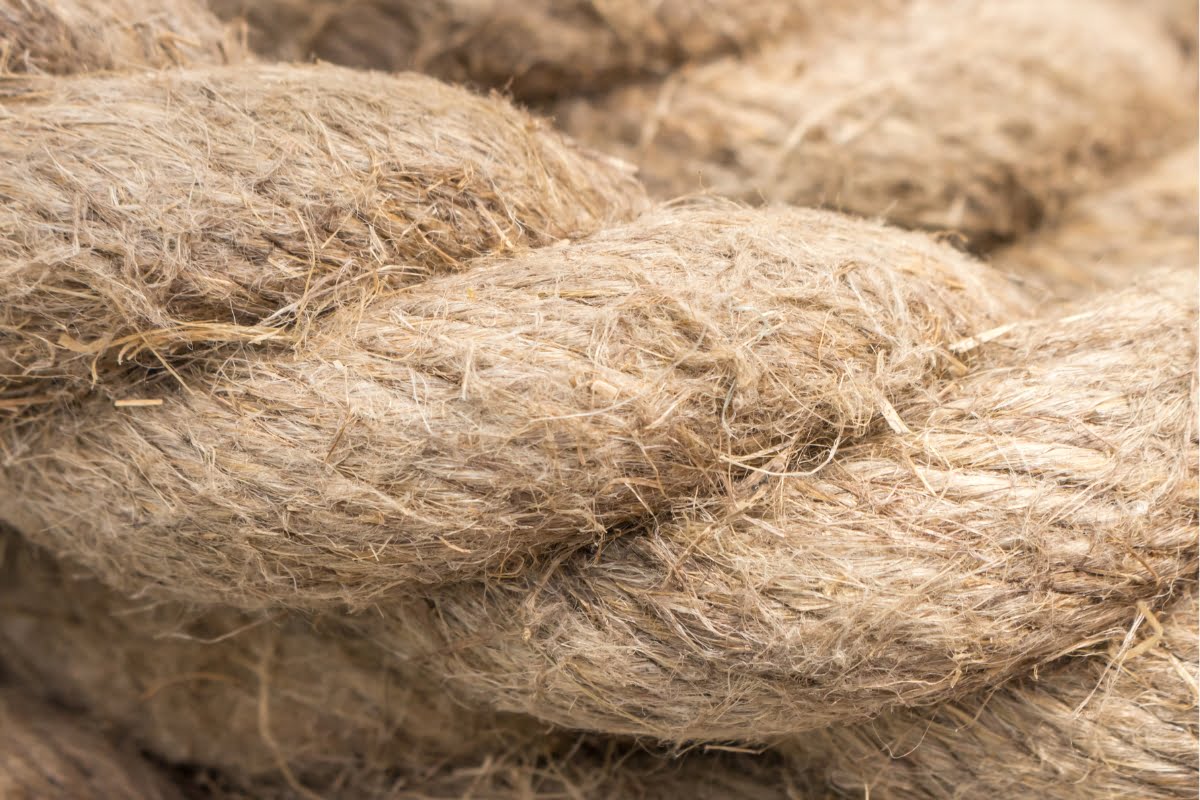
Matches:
[[557, 0, 1193, 247], [354, 276, 1197, 739], [0, 534, 804, 799], [0, 531, 552, 789], [785, 586, 1200, 799], [0, 688, 181, 800], [0, 202, 1023, 605], [0, 0, 1195, 796], [0, 0, 245, 73], [996, 145, 1199, 298], [206, 0, 869, 101], [0, 63, 645, 410]]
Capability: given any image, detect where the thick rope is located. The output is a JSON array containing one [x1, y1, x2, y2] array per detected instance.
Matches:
[[557, 0, 1193, 247]]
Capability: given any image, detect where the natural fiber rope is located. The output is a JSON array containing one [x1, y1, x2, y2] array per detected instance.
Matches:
[[0, 63, 645, 410], [556, 0, 1194, 247], [0, 1, 1196, 798], [0, 0, 246, 73], [1, 272, 1194, 793], [785, 585, 1199, 799], [0, 687, 181, 800], [4, 270, 1191, 740], [348, 274, 1196, 740], [0, 531, 798, 799], [203, 0, 883, 101], [0, 2, 1194, 740], [995, 144, 1199, 299], [0, 531, 552, 788], [2, 199, 1024, 606]]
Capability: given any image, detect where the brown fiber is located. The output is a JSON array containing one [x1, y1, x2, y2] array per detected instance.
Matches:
[[350, 274, 1197, 740], [0, 532, 556, 791], [0, 63, 645, 411], [193, 750, 800, 800], [206, 0, 859, 101], [556, 0, 1193, 247], [0, 534, 804, 799], [0, 0, 245, 74], [0, 2, 1196, 793], [187, 741, 800, 800], [785, 585, 1199, 799], [0, 202, 1023, 607], [0, 688, 181, 800], [995, 145, 1200, 299]]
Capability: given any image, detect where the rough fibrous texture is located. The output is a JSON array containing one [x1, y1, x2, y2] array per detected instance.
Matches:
[[0, 203, 1022, 607], [786, 586, 1200, 799], [0, 689, 181, 800], [0, 534, 807, 800], [206, 0, 864, 101], [0, 63, 645, 410], [192, 744, 800, 800], [557, 0, 1193, 247], [0, 533, 555, 792], [0, 1, 1196, 793], [0, 0, 245, 73], [995, 145, 1199, 298], [354, 275, 1197, 739]]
